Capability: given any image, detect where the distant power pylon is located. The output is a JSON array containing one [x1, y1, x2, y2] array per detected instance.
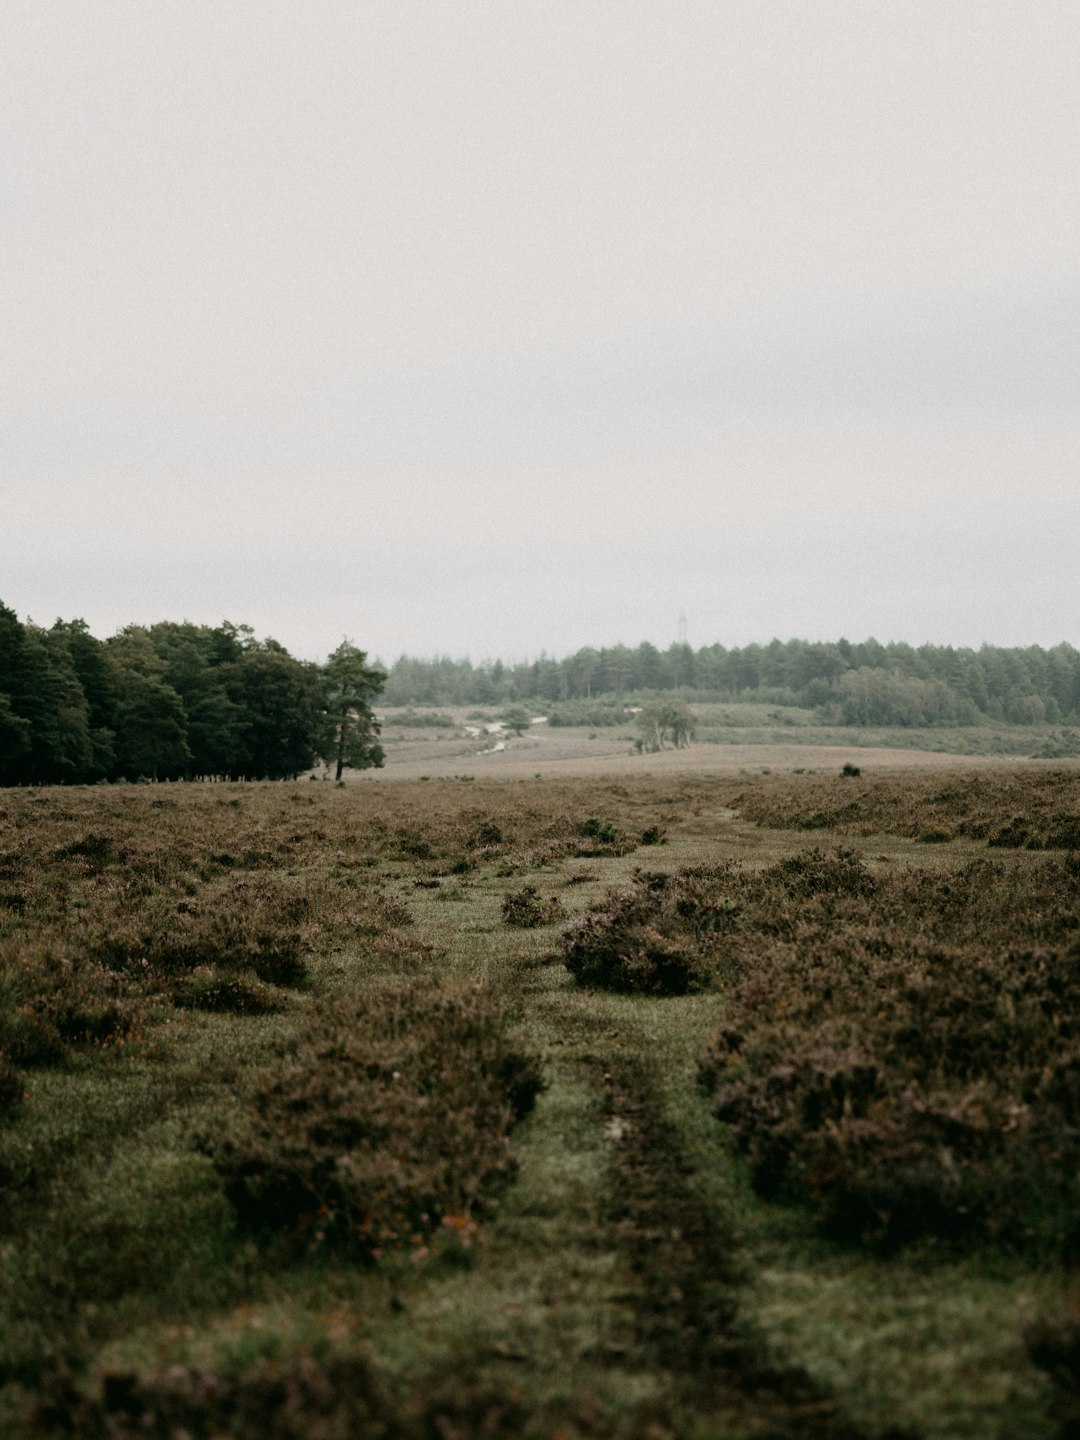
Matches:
[[677, 611, 688, 647]]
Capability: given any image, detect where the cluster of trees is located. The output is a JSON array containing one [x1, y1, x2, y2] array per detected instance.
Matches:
[[384, 638, 1080, 728], [6, 600, 1078, 787], [0, 603, 385, 785], [634, 698, 696, 752]]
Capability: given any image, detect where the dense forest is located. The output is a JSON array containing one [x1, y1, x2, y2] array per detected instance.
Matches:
[[0, 603, 384, 786], [4, 602, 1079, 785], [384, 637, 1080, 727]]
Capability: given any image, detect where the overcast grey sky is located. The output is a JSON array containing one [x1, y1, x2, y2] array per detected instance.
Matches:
[[2, 1, 1076, 664]]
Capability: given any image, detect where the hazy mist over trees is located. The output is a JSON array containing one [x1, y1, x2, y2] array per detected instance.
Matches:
[[382, 638, 1080, 730]]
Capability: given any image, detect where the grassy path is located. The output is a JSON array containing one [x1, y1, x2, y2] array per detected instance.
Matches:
[[382, 840, 877, 1438], [389, 820, 1062, 1440], [0, 774, 1069, 1437]]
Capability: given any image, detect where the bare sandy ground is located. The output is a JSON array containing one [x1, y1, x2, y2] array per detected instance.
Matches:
[[356, 727, 1039, 782]]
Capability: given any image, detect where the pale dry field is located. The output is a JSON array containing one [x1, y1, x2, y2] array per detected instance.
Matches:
[[368, 726, 1034, 782]]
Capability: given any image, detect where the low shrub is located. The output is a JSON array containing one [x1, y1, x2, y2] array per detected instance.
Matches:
[[0, 941, 140, 1068], [562, 867, 736, 994], [546, 701, 632, 727], [28, 1349, 544, 1440], [733, 766, 1080, 849], [201, 979, 542, 1256], [692, 852, 1080, 1253], [382, 709, 456, 727], [467, 818, 505, 850], [71, 877, 311, 987], [580, 816, 617, 844], [26, 1350, 391, 1440], [170, 967, 281, 1015], [500, 885, 566, 928]]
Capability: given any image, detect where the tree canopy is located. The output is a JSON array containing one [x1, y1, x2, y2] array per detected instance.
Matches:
[[3, 599, 1079, 787], [379, 637, 1080, 729], [320, 640, 387, 781], [0, 605, 386, 785]]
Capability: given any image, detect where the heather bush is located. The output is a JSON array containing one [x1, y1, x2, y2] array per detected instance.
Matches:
[[559, 841, 1080, 1253], [732, 766, 1080, 849], [170, 966, 282, 1015], [562, 866, 738, 994], [25, 1350, 392, 1440], [0, 939, 141, 1067], [691, 851, 1080, 1252], [202, 978, 542, 1256], [27, 1348, 541, 1440], [53, 879, 314, 1009], [500, 884, 566, 928]]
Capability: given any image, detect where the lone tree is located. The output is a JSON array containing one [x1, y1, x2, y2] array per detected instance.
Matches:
[[320, 640, 387, 780], [634, 698, 696, 753], [501, 704, 532, 736]]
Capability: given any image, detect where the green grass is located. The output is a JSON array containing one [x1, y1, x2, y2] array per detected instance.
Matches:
[[0, 773, 1075, 1436]]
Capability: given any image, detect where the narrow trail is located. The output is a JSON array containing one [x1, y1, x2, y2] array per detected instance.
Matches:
[[594, 1042, 876, 1439], [405, 838, 897, 1439]]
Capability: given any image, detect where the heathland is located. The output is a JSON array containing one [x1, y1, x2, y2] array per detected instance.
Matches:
[[2, 733, 1080, 1438]]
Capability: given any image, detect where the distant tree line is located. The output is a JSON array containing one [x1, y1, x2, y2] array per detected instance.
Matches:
[[384, 638, 1080, 728], [0, 602, 384, 785]]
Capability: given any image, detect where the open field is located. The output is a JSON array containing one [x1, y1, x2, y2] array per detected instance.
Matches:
[[2, 760, 1080, 1437], [372, 707, 1062, 781]]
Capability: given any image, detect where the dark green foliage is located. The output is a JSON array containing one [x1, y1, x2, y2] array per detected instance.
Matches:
[[319, 638, 386, 780], [0, 612, 96, 785], [500, 704, 532, 735], [382, 708, 455, 727], [202, 979, 542, 1255], [0, 605, 381, 785], [545, 700, 631, 727], [223, 646, 323, 780], [382, 634, 1080, 727], [573, 817, 635, 856], [634, 698, 696, 751]]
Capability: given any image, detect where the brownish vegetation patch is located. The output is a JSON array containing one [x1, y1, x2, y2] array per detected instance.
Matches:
[[732, 766, 1080, 847], [569, 847, 1080, 1254], [201, 977, 542, 1257]]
